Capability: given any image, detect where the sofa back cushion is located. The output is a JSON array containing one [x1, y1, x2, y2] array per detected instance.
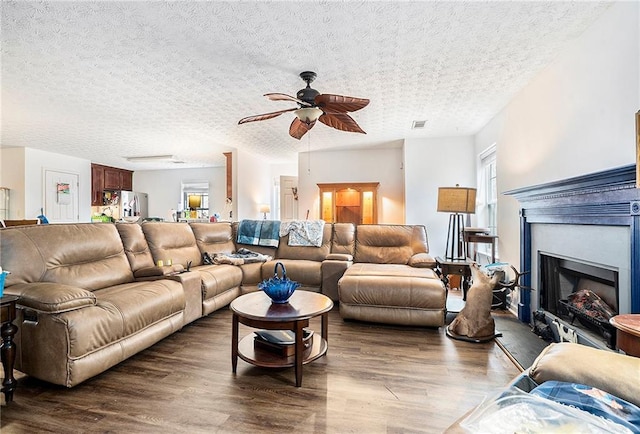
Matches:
[[354, 224, 429, 264], [116, 223, 155, 272], [0, 223, 133, 290], [276, 224, 332, 261], [231, 222, 279, 256], [190, 222, 236, 254], [331, 223, 356, 256], [141, 222, 202, 267]]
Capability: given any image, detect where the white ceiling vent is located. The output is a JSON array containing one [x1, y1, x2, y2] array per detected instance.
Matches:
[[412, 120, 427, 129]]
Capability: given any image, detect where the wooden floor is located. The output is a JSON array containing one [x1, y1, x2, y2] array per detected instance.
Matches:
[[1, 305, 519, 433]]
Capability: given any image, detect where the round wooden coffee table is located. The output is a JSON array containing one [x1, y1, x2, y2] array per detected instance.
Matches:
[[230, 291, 333, 387]]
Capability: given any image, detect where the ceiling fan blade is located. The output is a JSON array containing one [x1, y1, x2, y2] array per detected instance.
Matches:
[[238, 108, 297, 124], [315, 94, 370, 113], [265, 93, 311, 107], [289, 118, 315, 140], [319, 113, 366, 134]]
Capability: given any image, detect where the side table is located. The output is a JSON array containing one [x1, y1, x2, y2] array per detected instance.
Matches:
[[435, 257, 472, 300], [610, 314, 640, 357], [1, 295, 19, 404]]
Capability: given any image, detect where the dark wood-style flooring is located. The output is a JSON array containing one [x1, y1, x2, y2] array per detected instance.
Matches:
[[1, 304, 520, 433]]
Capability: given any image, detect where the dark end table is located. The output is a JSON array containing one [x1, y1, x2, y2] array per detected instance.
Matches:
[[1, 295, 19, 404], [435, 257, 472, 300]]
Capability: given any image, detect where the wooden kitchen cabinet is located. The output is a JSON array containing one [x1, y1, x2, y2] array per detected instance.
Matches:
[[91, 164, 134, 206], [103, 166, 132, 190], [91, 164, 105, 206]]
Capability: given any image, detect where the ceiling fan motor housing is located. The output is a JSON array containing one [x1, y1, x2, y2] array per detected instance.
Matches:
[[297, 86, 320, 106]]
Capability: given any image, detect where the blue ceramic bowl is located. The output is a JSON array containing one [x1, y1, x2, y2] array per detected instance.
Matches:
[[258, 262, 300, 303], [258, 278, 300, 303]]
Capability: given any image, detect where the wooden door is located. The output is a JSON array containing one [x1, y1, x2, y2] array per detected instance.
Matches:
[[280, 176, 298, 220], [44, 169, 79, 223]]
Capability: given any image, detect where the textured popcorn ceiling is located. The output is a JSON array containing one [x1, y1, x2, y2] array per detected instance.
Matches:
[[1, 1, 612, 170]]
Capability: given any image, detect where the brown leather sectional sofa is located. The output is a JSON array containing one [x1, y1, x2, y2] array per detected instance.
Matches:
[[0, 221, 446, 387]]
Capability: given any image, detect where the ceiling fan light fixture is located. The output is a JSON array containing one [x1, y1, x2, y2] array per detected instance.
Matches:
[[295, 107, 323, 124]]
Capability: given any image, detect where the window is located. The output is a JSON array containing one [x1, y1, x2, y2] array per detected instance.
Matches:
[[477, 145, 498, 258], [181, 181, 209, 219]]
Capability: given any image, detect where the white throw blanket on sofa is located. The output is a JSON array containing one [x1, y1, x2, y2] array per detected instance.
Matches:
[[279, 220, 325, 247]]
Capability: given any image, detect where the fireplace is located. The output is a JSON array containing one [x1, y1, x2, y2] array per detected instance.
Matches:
[[505, 164, 640, 350], [539, 253, 619, 348]]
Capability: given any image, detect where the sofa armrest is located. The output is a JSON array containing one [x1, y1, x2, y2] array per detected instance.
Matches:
[[528, 342, 640, 407], [408, 252, 436, 268], [133, 264, 185, 279], [326, 253, 353, 261], [321, 258, 353, 301], [5, 282, 96, 313]]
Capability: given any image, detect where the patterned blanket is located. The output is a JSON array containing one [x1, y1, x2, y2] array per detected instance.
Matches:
[[280, 220, 325, 247], [236, 219, 281, 248], [203, 248, 273, 266]]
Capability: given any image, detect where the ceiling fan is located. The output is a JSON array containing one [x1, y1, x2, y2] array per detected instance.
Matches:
[[238, 71, 369, 140]]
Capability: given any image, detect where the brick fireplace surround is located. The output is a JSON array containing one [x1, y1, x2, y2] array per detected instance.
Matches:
[[506, 164, 640, 326]]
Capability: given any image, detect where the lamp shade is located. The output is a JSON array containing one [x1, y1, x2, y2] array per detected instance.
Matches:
[[437, 186, 476, 214], [259, 204, 270, 214], [188, 195, 202, 209]]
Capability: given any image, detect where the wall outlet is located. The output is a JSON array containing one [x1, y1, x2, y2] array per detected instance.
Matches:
[[631, 201, 640, 216]]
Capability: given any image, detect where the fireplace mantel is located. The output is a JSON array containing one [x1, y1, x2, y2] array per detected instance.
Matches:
[[505, 164, 640, 322]]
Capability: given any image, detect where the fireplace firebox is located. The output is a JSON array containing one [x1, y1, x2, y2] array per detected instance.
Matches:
[[539, 253, 618, 348]]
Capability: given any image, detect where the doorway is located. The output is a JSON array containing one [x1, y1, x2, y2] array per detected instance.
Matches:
[[44, 169, 79, 223]]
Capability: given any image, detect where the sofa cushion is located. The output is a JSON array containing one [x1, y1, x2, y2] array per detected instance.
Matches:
[[261, 260, 323, 287], [342, 262, 439, 279], [142, 222, 202, 267], [63, 279, 184, 358], [331, 223, 356, 256], [195, 264, 243, 300], [354, 225, 429, 264], [276, 224, 332, 261], [189, 222, 236, 255], [0, 223, 133, 290], [529, 343, 640, 408], [117, 222, 156, 272]]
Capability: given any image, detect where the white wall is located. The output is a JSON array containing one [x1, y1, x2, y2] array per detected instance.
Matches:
[[0, 147, 92, 221], [475, 1, 639, 276], [404, 136, 476, 257], [235, 149, 273, 220], [0, 147, 26, 219], [133, 166, 226, 221], [297, 147, 405, 224]]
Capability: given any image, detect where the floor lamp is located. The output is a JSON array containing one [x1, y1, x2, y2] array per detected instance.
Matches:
[[259, 204, 270, 220], [437, 185, 476, 260]]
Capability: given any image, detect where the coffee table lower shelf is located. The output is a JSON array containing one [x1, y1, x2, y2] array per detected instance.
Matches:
[[237, 334, 328, 368]]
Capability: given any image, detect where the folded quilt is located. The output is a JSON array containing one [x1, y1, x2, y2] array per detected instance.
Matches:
[[237, 219, 281, 247], [280, 219, 325, 247]]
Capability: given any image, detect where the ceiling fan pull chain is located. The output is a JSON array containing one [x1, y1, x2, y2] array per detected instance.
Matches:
[[307, 132, 311, 175]]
